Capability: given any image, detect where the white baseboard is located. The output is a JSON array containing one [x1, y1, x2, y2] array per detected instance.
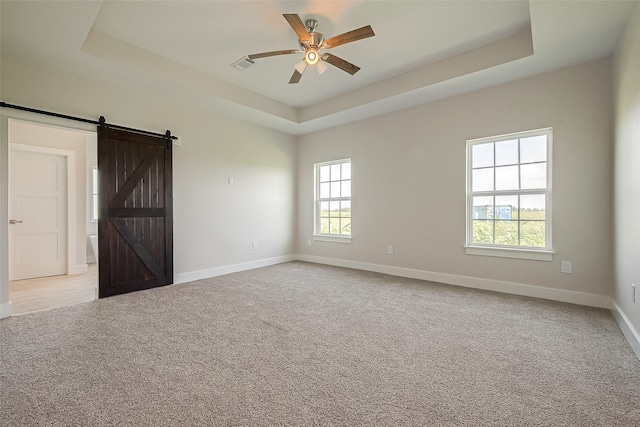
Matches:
[[296, 254, 612, 309], [86, 255, 96, 264], [611, 301, 640, 359], [174, 255, 297, 284], [0, 301, 12, 319]]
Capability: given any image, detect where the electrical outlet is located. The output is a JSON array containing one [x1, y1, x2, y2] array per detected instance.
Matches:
[[307, 239, 312, 246], [632, 284, 636, 304], [228, 177, 234, 185], [560, 260, 572, 274], [252, 241, 258, 251], [387, 245, 394, 255]]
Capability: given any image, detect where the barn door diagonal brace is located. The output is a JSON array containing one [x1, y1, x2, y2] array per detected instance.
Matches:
[[109, 146, 163, 208], [110, 219, 164, 280]]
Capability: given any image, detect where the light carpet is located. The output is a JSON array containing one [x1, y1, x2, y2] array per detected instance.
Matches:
[[1, 261, 639, 426]]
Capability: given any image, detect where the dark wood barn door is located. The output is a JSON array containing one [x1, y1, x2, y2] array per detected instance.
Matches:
[[97, 127, 173, 298]]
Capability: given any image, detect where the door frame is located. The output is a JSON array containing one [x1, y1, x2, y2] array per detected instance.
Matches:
[[0, 112, 96, 318], [9, 142, 78, 278]]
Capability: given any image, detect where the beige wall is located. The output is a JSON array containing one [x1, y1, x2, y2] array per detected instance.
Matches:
[[614, 1, 640, 350], [297, 58, 613, 304]]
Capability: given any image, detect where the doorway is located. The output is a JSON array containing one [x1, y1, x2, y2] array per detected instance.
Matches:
[[7, 119, 98, 315], [10, 145, 69, 280]]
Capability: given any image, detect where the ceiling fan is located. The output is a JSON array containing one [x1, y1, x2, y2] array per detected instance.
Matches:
[[248, 14, 375, 84]]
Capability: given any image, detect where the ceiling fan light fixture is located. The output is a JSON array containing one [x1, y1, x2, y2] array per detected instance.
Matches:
[[316, 60, 328, 75], [305, 48, 319, 65], [294, 59, 307, 75]]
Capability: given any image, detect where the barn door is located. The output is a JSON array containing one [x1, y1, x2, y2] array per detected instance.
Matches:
[[97, 126, 173, 298]]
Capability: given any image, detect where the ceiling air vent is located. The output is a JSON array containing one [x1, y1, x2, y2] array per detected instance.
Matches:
[[230, 56, 255, 71]]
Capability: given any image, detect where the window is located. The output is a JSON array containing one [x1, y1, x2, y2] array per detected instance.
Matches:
[[466, 128, 552, 260], [315, 159, 351, 241]]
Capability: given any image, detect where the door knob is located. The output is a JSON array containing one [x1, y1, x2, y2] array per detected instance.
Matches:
[[9, 219, 23, 225]]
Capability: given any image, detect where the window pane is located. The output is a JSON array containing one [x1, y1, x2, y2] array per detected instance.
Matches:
[[520, 221, 545, 247], [495, 139, 518, 166], [520, 195, 545, 219], [341, 162, 351, 180], [320, 201, 329, 217], [495, 220, 518, 245], [330, 164, 341, 181], [520, 195, 545, 247], [472, 220, 493, 244], [330, 181, 341, 197], [341, 180, 351, 198], [329, 201, 340, 215], [521, 135, 547, 163], [521, 163, 546, 189], [320, 218, 329, 234], [320, 182, 330, 198], [495, 165, 518, 190], [472, 143, 494, 168], [472, 168, 493, 192], [342, 219, 351, 234], [472, 196, 493, 219], [494, 195, 517, 220], [341, 201, 351, 217], [329, 218, 341, 234], [320, 165, 330, 182]]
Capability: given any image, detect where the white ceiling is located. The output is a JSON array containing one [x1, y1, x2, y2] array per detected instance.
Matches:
[[0, 1, 635, 135]]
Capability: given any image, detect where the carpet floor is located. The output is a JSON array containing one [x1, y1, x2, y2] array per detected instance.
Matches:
[[1, 261, 639, 426]]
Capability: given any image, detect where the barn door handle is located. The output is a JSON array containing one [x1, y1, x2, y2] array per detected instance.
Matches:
[[9, 219, 23, 225]]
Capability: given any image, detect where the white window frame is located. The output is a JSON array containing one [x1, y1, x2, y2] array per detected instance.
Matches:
[[314, 158, 352, 243], [465, 128, 553, 261]]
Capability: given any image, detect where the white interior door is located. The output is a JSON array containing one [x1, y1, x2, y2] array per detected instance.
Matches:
[[9, 147, 67, 280]]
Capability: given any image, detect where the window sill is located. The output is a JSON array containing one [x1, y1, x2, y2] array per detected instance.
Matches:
[[465, 245, 553, 261], [313, 235, 352, 244]]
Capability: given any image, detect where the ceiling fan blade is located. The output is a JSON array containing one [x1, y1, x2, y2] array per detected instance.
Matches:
[[323, 53, 361, 75], [283, 14, 311, 44], [323, 25, 375, 49], [289, 69, 303, 84], [248, 49, 300, 60]]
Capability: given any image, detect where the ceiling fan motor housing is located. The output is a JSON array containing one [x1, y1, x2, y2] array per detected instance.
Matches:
[[299, 19, 325, 49], [299, 32, 325, 49]]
